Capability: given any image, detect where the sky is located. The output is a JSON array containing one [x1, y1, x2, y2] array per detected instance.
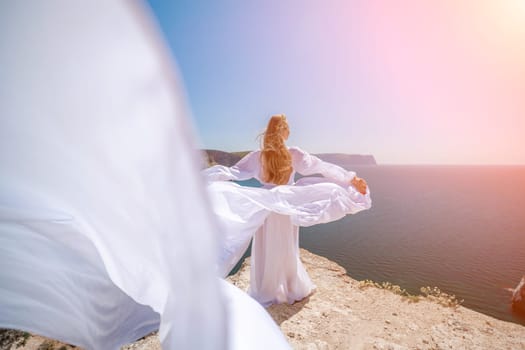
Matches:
[[146, 0, 525, 164]]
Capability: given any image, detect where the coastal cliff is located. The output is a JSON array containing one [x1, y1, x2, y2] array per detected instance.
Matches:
[[5, 250, 523, 350], [202, 149, 250, 167], [228, 249, 525, 349]]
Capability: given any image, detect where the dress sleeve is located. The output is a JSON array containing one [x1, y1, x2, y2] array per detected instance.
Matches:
[[290, 147, 356, 183], [203, 151, 261, 182]]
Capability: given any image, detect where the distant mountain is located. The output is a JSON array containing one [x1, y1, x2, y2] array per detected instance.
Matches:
[[202, 149, 376, 167], [202, 149, 250, 167]]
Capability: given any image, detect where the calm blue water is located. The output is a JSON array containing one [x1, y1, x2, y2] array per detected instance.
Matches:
[[238, 165, 525, 326]]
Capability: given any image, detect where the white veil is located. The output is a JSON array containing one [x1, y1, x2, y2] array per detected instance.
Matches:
[[0, 1, 289, 349]]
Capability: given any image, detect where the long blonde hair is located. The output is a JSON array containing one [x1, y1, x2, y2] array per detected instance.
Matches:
[[260, 114, 292, 185]]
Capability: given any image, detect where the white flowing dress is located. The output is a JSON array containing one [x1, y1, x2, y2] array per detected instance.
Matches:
[[0, 2, 291, 349], [204, 148, 372, 306]]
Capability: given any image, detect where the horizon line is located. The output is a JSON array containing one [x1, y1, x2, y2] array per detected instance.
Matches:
[[199, 149, 525, 166]]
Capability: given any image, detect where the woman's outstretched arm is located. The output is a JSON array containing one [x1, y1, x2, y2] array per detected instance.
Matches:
[[202, 150, 261, 182], [290, 147, 367, 194]]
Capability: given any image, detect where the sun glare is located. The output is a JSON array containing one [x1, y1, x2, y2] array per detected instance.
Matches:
[[498, 0, 525, 28]]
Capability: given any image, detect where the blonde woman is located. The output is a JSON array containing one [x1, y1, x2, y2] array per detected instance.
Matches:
[[204, 114, 371, 306]]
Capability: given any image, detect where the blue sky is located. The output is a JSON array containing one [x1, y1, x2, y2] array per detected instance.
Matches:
[[146, 0, 525, 164]]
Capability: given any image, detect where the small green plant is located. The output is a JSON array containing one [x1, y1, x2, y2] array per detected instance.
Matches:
[[19, 332, 30, 348], [0, 329, 32, 349]]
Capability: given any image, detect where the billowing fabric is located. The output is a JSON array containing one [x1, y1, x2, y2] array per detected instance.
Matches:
[[204, 148, 372, 305], [220, 280, 290, 350], [0, 1, 290, 350]]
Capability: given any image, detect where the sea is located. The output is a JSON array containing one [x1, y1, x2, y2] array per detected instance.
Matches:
[[236, 165, 525, 326]]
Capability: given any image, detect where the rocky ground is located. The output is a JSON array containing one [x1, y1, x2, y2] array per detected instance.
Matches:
[[3, 249, 524, 349], [229, 249, 525, 349]]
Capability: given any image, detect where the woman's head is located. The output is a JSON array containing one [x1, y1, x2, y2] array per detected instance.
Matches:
[[260, 114, 292, 185], [264, 114, 290, 141]]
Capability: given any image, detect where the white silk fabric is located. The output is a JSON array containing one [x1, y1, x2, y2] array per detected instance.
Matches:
[[204, 149, 372, 304], [0, 1, 290, 350]]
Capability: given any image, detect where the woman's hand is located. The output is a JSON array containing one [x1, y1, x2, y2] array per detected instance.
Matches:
[[351, 176, 367, 195]]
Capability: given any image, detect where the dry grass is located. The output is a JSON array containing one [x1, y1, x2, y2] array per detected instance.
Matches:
[[358, 280, 464, 308]]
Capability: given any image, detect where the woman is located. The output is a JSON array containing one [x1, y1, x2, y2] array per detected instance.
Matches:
[[204, 114, 371, 306]]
